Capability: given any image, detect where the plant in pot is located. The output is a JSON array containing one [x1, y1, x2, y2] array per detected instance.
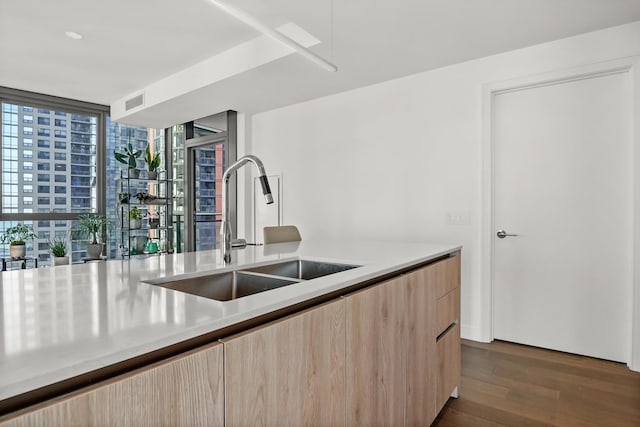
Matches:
[[1, 223, 37, 259], [114, 143, 142, 178], [144, 145, 161, 180], [77, 214, 107, 260], [129, 207, 143, 230], [117, 192, 130, 204], [49, 237, 69, 266]]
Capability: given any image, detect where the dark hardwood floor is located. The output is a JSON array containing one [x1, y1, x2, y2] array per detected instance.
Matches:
[[432, 339, 640, 427]]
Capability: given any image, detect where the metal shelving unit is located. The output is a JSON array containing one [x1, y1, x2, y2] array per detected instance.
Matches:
[[117, 171, 173, 257]]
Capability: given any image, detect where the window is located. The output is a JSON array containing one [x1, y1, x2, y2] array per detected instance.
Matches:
[[1, 89, 181, 262], [2, 92, 103, 263]]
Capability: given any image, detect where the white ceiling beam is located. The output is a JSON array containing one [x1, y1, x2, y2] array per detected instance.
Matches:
[[206, 0, 338, 72]]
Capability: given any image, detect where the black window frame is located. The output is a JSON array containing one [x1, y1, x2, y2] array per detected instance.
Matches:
[[0, 86, 108, 221]]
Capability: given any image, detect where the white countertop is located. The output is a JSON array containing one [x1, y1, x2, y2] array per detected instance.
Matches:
[[0, 240, 459, 405]]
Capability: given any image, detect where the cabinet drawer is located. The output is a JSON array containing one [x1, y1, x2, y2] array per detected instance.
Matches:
[[436, 323, 460, 413], [434, 255, 461, 299], [436, 287, 460, 336]]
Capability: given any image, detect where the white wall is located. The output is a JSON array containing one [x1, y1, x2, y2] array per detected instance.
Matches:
[[248, 21, 640, 342]]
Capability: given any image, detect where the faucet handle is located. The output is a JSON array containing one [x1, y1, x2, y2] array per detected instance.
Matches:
[[231, 238, 247, 248]]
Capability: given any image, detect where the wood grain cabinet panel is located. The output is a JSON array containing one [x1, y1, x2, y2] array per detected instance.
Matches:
[[223, 299, 345, 427], [406, 266, 437, 426], [433, 255, 461, 299], [436, 287, 460, 337], [0, 342, 224, 427], [433, 254, 461, 415], [345, 275, 408, 427], [436, 323, 461, 414]]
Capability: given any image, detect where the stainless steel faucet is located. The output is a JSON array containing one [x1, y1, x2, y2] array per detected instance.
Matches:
[[220, 155, 273, 263]]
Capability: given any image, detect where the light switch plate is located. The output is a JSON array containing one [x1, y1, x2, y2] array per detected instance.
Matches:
[[446, 211, 470, 225]]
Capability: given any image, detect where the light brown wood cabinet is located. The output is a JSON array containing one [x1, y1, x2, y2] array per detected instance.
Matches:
[[406, 264, 437, 425], [436, 323, 460, 412], [0, 253, 461, 427], [434, 255, 461, 414], [0, 342, 224, 427], [223, 299, 345, 427], [346, 254, 460, 427], [345, 274, 409, 426]]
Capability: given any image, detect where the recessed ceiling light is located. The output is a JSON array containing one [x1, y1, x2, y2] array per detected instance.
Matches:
[[64, 31, 84, 40]]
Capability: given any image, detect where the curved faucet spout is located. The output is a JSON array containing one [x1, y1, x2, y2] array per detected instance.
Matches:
[[220, 155, 273, 263]]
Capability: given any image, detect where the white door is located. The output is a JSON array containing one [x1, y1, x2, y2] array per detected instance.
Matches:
[[493, 71, 633, 363]]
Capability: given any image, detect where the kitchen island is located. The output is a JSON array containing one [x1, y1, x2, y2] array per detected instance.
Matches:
[[0, 240, 461, 426]]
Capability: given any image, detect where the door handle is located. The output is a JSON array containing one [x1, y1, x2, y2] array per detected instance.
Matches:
[[497, 230, 518, 239]]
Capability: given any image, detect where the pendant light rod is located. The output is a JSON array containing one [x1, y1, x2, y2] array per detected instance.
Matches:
[[207, 0, 338, 72]]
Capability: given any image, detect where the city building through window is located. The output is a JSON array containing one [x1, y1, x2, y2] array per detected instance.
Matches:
[[0, 88, 232, 267]]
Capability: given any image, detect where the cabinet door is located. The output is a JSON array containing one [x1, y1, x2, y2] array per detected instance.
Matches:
[[433, 255, 461, 413], [0, 342, 224, 427], [406, 266, 437, 426], [436, 323, 461, 412], [434, 254, 461, 300], [345, 275, 408, 427], [224, 299, 345, 426]]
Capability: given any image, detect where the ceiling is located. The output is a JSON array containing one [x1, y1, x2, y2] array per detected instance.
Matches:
[[2, 0, 640, 127]]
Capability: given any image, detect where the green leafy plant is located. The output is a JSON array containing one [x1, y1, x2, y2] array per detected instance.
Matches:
[[1, 223, 37, 245], [144, 145, 161, 172], [128, 207, 143, 220], [77, 214, 107, 244], [48, 238, 67, 257], [114, 143, 142, 169]]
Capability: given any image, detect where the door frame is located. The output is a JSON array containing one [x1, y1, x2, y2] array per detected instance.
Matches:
[[481, 57, 640, 370]]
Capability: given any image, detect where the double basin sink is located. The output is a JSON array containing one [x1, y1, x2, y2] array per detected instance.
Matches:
[[143, 259, 361, 302]]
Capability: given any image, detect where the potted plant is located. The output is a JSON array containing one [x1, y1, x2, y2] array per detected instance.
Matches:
[[144, 145, 161, 180], [49, 237, 69, 266], [77, 214, 107, 260], [114, 143, 142, 178], [1, 223, 37, 259], [129, 207, 143, 229], [117, 192, 130, 204]]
